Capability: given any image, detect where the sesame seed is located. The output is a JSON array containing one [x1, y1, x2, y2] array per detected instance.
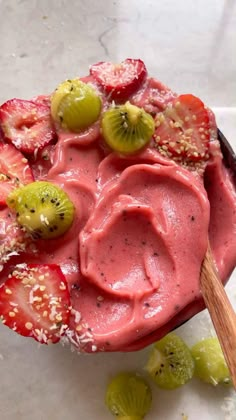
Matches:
[[9, 312, 16, 317], [59, 282, 66, 291], [33, 296, 43, 302], [22, 278, 30, 285], [38, 275, 45, 281], [76, 325, 82, 331], [25, 322, 33, 330], [39, 285, 46, 291], [5, 288, 12, 295], [174, 121, 182, 128], [43, 311, 48, 317]]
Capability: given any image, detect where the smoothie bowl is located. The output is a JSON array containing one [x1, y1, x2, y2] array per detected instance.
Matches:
[[0, 59, 235, 353]]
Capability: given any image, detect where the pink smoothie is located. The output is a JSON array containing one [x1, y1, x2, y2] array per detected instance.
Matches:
[[0, 72, 235, 353]]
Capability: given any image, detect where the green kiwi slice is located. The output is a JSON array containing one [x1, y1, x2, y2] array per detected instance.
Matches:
[[51, 79, 102, 131], [145, 333, 195, 390], [105, 372, 152, 419], [101, 102, 155, 154], [7, 181, 75, 239], [191, 337, 232, 386]]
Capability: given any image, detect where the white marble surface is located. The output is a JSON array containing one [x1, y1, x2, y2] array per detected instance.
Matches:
[[0, 1, 236, 419]]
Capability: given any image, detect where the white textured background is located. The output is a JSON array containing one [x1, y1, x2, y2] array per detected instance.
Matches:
[[0, 1, 236, 419]]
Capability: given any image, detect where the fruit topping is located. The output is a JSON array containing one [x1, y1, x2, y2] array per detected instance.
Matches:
[[191, 337, 232, 386], [0, 142, 34, 206], [145, 333, 195, 389], [0, 263, 71, 344], [90, 59, 147, 101], [101, 102, 155, 154], [154, 94, 210, 161], [51, 79, 102, 132], [0, 98, 56, 154], [7, 181, 75, 239], [105, 372, 152, 419]]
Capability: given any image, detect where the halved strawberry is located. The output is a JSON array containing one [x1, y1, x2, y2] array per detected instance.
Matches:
[[0, 143, 34, 205], [0, 98, 56, 154], [154, 94, 210, 161], [0, 264, 71, 344], [90, 58, 147, 101]]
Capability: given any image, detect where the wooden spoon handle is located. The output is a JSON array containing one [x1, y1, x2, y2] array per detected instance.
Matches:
[[200, 244, 236, 389]]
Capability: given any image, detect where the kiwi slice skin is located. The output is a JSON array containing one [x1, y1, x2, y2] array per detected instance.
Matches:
[[191, 337, 232, 386], [101, 102, 155, 154], [145, 333, 195, 390], [51, 79, 102, 132], [7, 181, 75, 240], [105, 372, 152, 419]]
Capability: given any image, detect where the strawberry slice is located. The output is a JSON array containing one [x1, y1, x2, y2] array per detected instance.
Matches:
[[0, 264, 71, 344], [0, 143, 34, 205], [0, 99, 56, 154], [90, 58, 147, 101], [154, 94, 210, 161]]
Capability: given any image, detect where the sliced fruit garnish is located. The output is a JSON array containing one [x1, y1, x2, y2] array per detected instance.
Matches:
[[51, 79, 102, 132], [145, 333, 195, 389], [7, 181, 75, 239], [90, 59, 147, 101], [0, 98, 56, 154], [0, 263, 71, 344], [0, 143, 34, 205], [101, 102, 155, 154], [154, 94, 210, 161], [191, 337, 232, 386], [105, 372, 152, 419]]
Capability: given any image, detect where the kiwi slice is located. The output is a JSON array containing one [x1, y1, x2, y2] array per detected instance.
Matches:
[[191, 337, 232, 386], [7, 181, 74, 239], [101, 102, 155, 154], [105, 372, 152, 419], [145, 333, 195, 390], [51, 79, 102, 131]]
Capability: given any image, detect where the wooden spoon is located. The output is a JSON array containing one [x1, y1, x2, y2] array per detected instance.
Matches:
[[200, 244, 236, 389], [200, 129, 236, 389]]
